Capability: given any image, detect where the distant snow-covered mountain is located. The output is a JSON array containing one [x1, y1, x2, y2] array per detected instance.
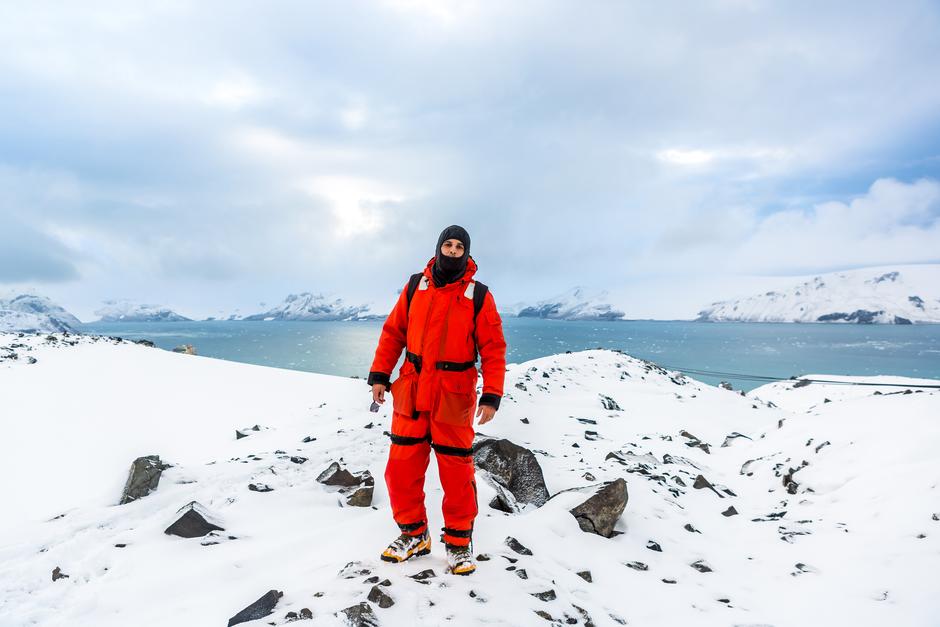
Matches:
[[0, 294, 82, 333], [509, 286, 626, 321], [94, 300, 192, 322], [239, 292, 373, 321], [696, 264, 940, 324]]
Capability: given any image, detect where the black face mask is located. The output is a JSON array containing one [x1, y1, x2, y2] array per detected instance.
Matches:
[[432, 225, 471, 287]]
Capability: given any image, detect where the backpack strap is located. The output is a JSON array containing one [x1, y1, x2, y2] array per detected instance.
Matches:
[[472, 281, 489, 319], [405, 272, 424, 314]]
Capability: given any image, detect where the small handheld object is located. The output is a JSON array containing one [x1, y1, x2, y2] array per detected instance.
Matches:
[[369, 401, 381, 413]]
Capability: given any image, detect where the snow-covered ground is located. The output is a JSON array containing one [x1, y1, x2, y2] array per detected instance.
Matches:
[[0, 333, 937, 626], [696, 263, 940, 323]]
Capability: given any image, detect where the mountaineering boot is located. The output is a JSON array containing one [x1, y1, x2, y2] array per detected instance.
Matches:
[[444, 542, 476, 575], [380, 530, 431, 563]]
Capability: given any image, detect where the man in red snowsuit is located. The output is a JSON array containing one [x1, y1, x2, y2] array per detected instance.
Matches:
[[368, 225, 506, 575]]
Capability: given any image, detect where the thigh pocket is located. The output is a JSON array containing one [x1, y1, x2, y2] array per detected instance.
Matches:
[[434, 375, 477, 427], [390, 372, 418, 416]]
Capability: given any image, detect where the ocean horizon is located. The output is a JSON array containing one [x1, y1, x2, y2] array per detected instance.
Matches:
[[77, 318, 940, 393]]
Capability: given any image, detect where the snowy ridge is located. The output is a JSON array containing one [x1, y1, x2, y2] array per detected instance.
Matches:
[[696, 264, 940, 323], [94, 300, 192, 322], [507, 286, 626, 320], [0, 294, 82, 333], [239, 293, 372, 321], [0, 334, 937, 626]]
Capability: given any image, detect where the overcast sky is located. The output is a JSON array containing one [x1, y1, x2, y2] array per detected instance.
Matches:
[[1, 0, 939, 320]]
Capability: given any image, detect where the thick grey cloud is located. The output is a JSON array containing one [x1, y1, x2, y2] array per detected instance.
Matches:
[[0, 0, 939, 318]]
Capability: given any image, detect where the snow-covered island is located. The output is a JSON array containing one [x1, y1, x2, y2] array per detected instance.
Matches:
[[505, 287, 626, 321], [94, 300, 192, 322], [696, 264, 940, 324], [0, 294, 82, 333], [236, 292, 375, 321], [1, 332, 936, 626]]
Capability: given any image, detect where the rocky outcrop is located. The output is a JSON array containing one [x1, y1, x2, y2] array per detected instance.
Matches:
[[317, 462, 374, 507], [164, 501, 225, 538], [228, 590, 283, 627], [569, 478, 628, 538], [119, 455, 171, 504], [472, 437, 550, 513]]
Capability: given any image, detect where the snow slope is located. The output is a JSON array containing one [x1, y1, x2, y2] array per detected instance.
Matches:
[[696, 264, 940, 323], [0, 334, 937, 626], [0, 295, 82, 333], [508, 287, 626, 321], [93, 300, 192, 322], [239, 293, 372, 321]]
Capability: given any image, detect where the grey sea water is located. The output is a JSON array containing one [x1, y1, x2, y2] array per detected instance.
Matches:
[[78, 318, 940, 392]]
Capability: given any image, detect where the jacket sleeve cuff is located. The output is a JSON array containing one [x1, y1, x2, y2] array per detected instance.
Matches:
[[478, 393, 501, 410], [367, 371, 391, 389]]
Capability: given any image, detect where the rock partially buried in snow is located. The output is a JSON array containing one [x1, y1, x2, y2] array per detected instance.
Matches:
[[368, 584, 395, 608], [569, 478, 628, 538], [472, 436, 550, 513], [505, 536, 533, 555], [164, 501, 225, 538], [119, 455, 171, 504], [339, 601, 378, 626], [316, 462, 375, 507], [227, 589, 283, 626]]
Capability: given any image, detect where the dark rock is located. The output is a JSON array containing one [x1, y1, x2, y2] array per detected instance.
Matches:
[[599, 394, 622, 411], [646, 540, 662, 552], [721, 432, 752, 447], [119, 455, 171, 504], [477, 554, 491, 561], [248, 483, 273, 492], [364, 576, 379, 584], [515, 568, 529, 579], [302, 436, 317, 443], [535, 610, 554, 621], [227, 589, 283, 626], [410, 569, 436, 582], [684, 523, 701, 534], [338, 561, 371, 579], [690, 559, 713, 573], [346, 483, 374, 507], [236, 425, 262, 439], [368, 585, 395, 608], [577, 570, 592, 582], [52, 566, 69, 581], [133, 339, 156, 347], [662, 578, 677, 584], [165, 502, 224, 538], [721, 506, 738, 517], [290, 456, 308, 464], [300, 608, 313, 619], [569, 478, 628, 538], [473, 438, 550, 511], [520, 417, 530, 424], [505, 536, 533, 555], [624, 561, 648, 571], [532, 589, 556, 602], [317, 462, 362, 487], [573, 605, 595, 627], [339, 601, 378, 626], [679, 430, 710, 454]]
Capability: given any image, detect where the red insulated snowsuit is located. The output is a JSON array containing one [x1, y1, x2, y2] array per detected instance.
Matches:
[[368, 255, 506, 547]]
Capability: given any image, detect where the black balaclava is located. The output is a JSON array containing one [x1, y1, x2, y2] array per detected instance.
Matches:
[[432, 225, 471, 287]]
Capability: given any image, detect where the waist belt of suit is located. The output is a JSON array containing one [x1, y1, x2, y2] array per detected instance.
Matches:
[[406, 351, 475, 374]]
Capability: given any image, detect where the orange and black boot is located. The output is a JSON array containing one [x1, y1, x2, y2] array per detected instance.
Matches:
[[444, 541, 476, 575], [380, 530, 431, 563]]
